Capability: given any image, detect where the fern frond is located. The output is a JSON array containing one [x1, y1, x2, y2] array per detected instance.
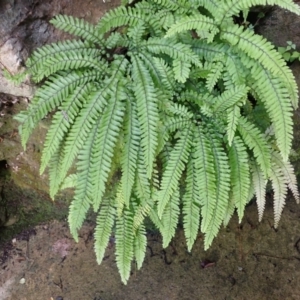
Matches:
[[228, 136, 250, 222], [68, 118, 101, 240], [157, 125, 192, 218], [204, 129, 230, 250], [134, 224, 147, 270], [120, 101, 140, 206], [130, 54, 159, 178], [31, 51, 108, 82], [89, 83, 126, 212], [145, 37, 202, 67], [15, 70, 101, 149], [218, 0, 300, 22], [227, 105, 240, 146], [52, 59, 128, 196], [40, 83, 94, 173], [60, 174, 77, 190], [94, 197, 116, 264], [193, 125, 216, 233], [251, 161, 267, 222], [251, 66, 294, 161], [270, 160, 288, 228], [165, 14, 218, 42], [205, 61, 223, 92], [97, 6, 157, 34], [27, 40, 101, 81], [183, 158, 201, 251], [222, 25, 298, 106], [237, 117, 271, 178], [115, 208, 134, 284], [173, 59, 191, 83], [271, 151, 299, 203], [51, 15, 104, 44], [161, 188, 180, 248]]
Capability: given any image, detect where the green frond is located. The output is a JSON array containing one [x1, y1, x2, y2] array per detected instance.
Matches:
[[157, 125, 192, 218], [251, 161, 267, 222], [89, 83, 126, 212], [115, 208, 134, 284], [97, 6, 157, 34], [40, 83, 94, 173], [251, 66, 294, 161], [31, 51, 107, 82], [94, 197, 116, 264], [237, 117, 271, 178], [165, 14, 218, 42], [218, 0, 300, 22], [223, 192, 235, 227], [27, 40, 101, 82], [50, 15, 104, 44], [205, 61, 223, 92], [173, 58, 191, 83], [222, 25, 298, 106], [183, 158, 201, 252], [193, 125, 216, 233], [134, 224, 147, 270], [152, 57, 176, 91], [150, 0, 192, 12], [228, 136, 250, 222], [15, 70, 101, 149], [161, 188, 180, 248], [269, 160, 288, 228], [145, 37, 202, 67], [203, 129, 230, 250], [212, 85, 248, 113], [68, 118, 101, 240], [227, 105, 240, 146], [271, 151, 299, 204], [193, 0, 221, 16], [60, 174, 77, 190], [130, 54, 159, 178], [52, 59, 128, 196], [120, 101, 140, 206], [133, 198, 152, 230]]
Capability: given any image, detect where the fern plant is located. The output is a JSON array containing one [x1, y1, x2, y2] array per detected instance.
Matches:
[[15, 0, 300, 284]]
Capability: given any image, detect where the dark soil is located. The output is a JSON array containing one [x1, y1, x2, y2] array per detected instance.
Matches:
[[1, 197, 300, 300]]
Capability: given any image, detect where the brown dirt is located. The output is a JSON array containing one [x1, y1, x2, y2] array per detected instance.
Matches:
[[1, 197, 300, 300]]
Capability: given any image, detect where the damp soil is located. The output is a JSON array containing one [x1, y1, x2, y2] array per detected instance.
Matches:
[[1, 197, 300, 300]]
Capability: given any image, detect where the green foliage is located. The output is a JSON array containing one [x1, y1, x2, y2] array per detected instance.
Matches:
[[15, 0, 300, 284]]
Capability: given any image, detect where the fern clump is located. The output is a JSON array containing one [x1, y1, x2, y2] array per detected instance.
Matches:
[[15, 0, 300, 283]]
